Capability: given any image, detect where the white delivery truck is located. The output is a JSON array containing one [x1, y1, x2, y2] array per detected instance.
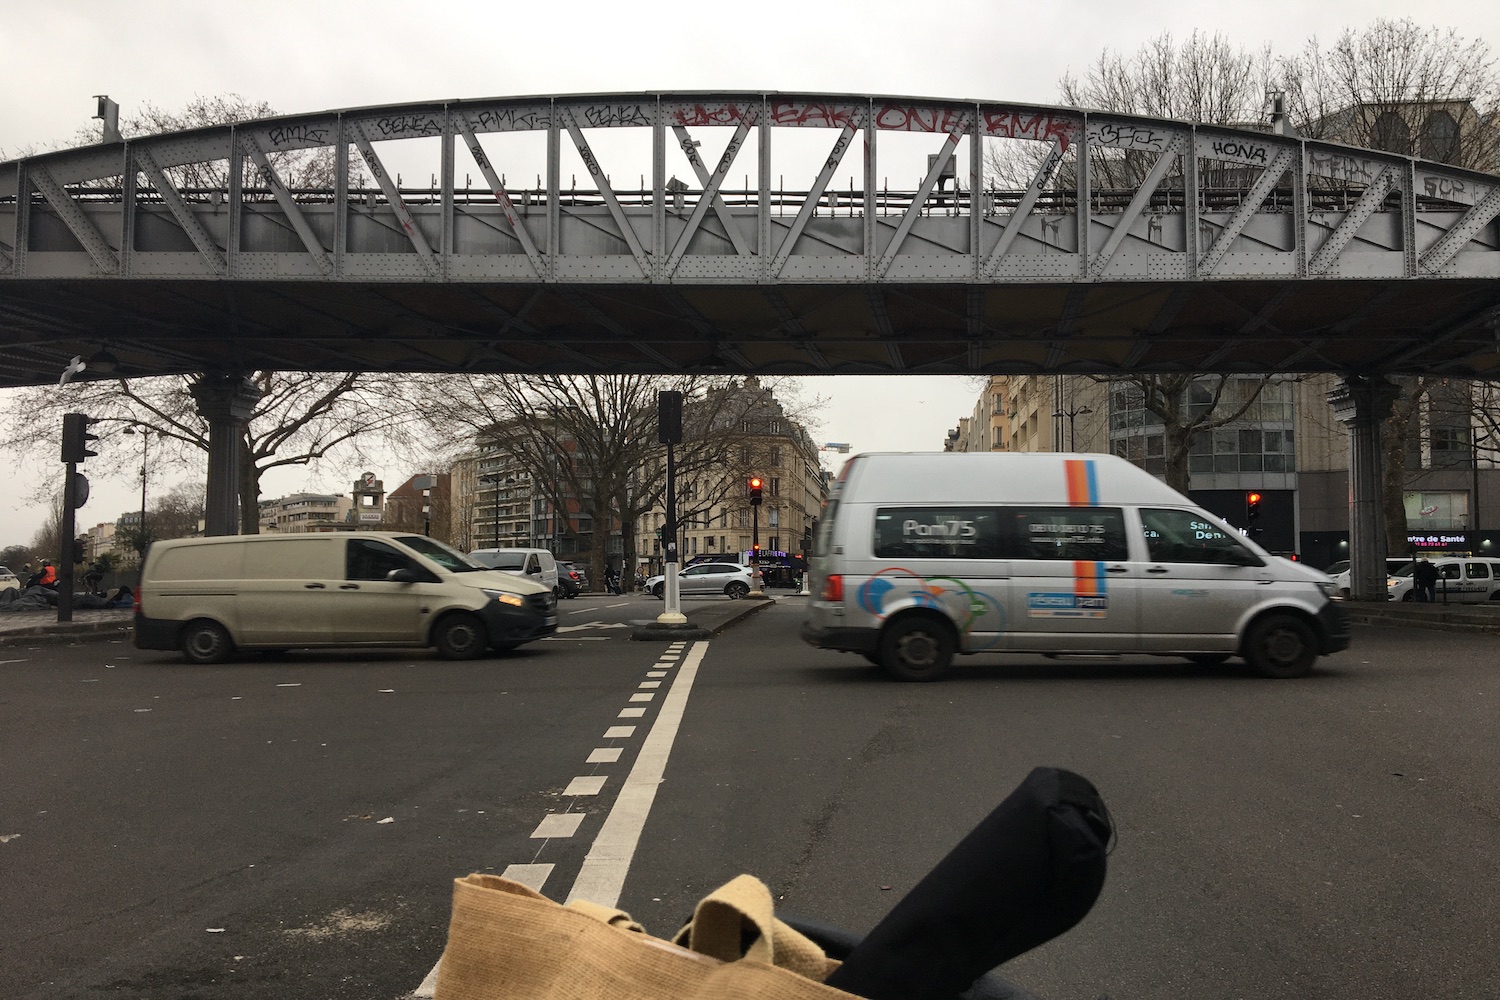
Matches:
[[135, 532, 557, 663], [801, 452, 1349, 681]]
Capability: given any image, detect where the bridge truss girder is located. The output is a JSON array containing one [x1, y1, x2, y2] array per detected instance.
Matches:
[[2, 92, 1498, 386]]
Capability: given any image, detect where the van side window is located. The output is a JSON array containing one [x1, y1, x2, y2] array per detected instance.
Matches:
[[1438, 563, 1461, 580], [1464, 562, 1490, 579], [1007, 507, 1128, 562], [873, 508, 1003, 559], [347, 539, 413, 581], [1140, 509, 1250, 565]]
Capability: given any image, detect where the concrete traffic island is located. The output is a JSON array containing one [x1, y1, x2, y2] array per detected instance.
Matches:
[[630, 594, 775, 641]]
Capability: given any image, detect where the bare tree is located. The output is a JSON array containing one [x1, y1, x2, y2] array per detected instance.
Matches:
[[1280, 20, 1500, 168], [1109, 374, 1282, 492], [426, 375, 808, 589], [3, 371, 427, 533]]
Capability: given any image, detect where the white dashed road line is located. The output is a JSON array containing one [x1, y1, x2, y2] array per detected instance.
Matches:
[[566, 641, 707, 906]]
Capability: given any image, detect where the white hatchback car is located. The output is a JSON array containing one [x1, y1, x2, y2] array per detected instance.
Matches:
[[645, 562, 755, 600], [1327, 558, 1411, 597], [0, 566, 18, 592]]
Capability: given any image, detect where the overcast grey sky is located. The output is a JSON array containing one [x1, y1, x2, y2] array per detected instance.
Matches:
[[3, 0, 1497, 546]]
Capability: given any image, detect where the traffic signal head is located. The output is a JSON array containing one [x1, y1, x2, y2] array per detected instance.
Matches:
[[61, 412, 99, 464], [748, 477, 763, 506], [1246, 491, 1263, 521]]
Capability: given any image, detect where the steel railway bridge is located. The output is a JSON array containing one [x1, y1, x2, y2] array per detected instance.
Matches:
[[3, 91, 1499, 593]]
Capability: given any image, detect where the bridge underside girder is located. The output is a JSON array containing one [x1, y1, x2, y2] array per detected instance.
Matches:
[[1, 277, 1497, 385]]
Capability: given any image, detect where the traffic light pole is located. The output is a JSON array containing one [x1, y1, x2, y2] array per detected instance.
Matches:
[[58, 460, 79, 622], [750, 502, 763, 597], [657, 440, 685, 625]]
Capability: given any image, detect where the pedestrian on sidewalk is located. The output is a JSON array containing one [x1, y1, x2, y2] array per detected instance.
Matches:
[[1413, 557, 1438, 603]]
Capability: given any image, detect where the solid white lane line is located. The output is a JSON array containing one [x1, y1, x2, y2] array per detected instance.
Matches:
[[587, 748, 623, 764], [628, 693, 654, 703], [565, 640, 708, 907], [531, 813, 586, 838], [564, 776, 609, 796], [604, 726, 636, 738], [618, 708, 646, 718]]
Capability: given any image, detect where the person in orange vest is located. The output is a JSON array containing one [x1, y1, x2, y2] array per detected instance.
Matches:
[[36, 561, 57, 588]]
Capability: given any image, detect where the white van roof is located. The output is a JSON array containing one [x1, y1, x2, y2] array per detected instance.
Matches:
[[837, 452, 1191, 506]]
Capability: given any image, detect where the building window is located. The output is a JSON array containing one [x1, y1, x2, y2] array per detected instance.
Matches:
[[1370, 111, 1412, 155], [1421, 110, 1460, 164]]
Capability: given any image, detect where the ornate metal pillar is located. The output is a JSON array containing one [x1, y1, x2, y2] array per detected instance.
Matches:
[[1327, 376, 1400, 601], [190, 374, 262, 536]]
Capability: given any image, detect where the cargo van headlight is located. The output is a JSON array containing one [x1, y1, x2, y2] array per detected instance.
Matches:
[[482, 588, 526, 608]]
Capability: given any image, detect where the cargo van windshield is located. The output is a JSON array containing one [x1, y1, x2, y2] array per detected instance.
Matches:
[[396, 535, 487, 572]]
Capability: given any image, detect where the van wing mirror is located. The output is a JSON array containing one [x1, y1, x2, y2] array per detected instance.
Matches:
[[387, 568, 416, 584]]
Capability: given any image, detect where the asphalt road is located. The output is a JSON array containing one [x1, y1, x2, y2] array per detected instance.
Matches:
[[2, 595, 1497, 1000]]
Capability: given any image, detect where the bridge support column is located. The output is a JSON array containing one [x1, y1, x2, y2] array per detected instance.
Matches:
[[190, 374, 262, 536], [1327, 376, 1400, 601]]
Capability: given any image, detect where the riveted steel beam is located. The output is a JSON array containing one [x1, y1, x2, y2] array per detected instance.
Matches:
[[1419, 182, 1500, 275], [134, 148, 227, 274], [350, 123, 441, 278], [665, 120, 753, 276], [29, 165, 119, 274], [457, 116, 546, 278], [241, 134, 334, 277], [1308, 167, 1397, 274], [562, 108, 651, 278]]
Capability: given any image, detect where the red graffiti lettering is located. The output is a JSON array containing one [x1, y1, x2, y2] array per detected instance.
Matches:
[[873, 105, 967, 133], [981, 112, 1077, 150], [670, 103, 757, 127], [769, 102, 861, 128]]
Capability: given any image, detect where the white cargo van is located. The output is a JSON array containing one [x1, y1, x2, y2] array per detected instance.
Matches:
[[468, 548, 560, 595], [802, 453, 1350, 680], [1388, 556, 1500, 602], [135, 532, 557, 663]]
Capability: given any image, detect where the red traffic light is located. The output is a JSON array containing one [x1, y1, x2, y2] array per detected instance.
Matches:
[[1246, 491, 1263, 505], [748, 477, 764, 506], [749, 477, 762, 488]]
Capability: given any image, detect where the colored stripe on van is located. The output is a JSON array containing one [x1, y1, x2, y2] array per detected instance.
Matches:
[[1064, 459, 1099, 507], [1073, 560, 1107, 597]]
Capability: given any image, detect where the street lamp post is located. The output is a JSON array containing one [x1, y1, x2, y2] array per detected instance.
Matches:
[[480, 473, 500, 548], [1066, 405, 1094, 452], [123, 425, 151, 567]]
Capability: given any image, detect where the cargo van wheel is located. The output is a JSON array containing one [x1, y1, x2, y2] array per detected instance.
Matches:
[[181, 619, 233, 664], [434, 614, 488, 660], [879, 616, 955, 681], [1244, 614, 1316, 678]]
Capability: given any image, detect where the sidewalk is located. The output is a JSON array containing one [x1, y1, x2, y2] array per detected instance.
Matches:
[[1340, 598, 1500, 634], [0, 608, 136, 645]]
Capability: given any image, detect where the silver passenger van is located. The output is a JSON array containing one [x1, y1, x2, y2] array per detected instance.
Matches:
[[801, 453, 1350, 680], [136, 532, 557, 663]]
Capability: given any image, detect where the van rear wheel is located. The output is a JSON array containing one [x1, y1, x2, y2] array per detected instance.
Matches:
[[434, 614, 488, 660], [181, 619, 233, 664], [1244, 614, 1316, 678], [879, 616, 955, 682]]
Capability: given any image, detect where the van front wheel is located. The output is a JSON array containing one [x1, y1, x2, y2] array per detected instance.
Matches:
[[1244, 614, 1316, 678], [879, 616, 955, 682], [181, 619, 233, 664], [434, 614, 489, 660]]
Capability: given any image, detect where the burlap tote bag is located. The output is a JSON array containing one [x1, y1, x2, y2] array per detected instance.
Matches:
[[434, 872, 859, 1000]]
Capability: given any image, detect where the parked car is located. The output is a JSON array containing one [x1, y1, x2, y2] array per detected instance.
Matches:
[[558, 561, 587, 598], [0, 566, 18, 592], [1326, 558, 1412, 597], [644, 562, 756, 600], [1389, 556, 1500, 602]]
